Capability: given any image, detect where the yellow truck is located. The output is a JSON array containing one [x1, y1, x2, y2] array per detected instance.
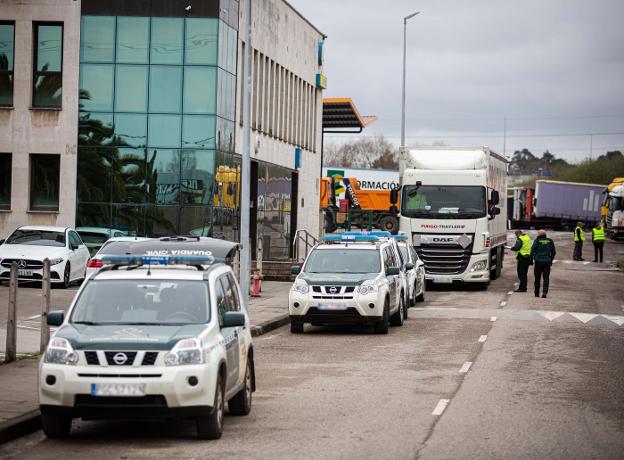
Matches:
[[602, 177, 624, 239]]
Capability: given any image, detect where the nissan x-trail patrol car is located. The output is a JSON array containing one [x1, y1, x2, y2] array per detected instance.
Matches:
[[39, 253, 255, 440], [289, 233, 408, 334]]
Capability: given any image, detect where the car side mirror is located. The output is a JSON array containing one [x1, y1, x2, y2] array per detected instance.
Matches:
[[490, 190, 500, 206], [47, 310, 65, 327], [385, 267, 400, 276], [291, 265, 301, 275], [390, 189, 399, 205], [405, 262, 415, 271], [488, 206, 501, 220], [222, 311, 245, 328]]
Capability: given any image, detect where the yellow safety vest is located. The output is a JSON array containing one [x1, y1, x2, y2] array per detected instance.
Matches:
[[592, 227, 605, 241], [516, 234, 532, 257], [574, 226, 586, 242]]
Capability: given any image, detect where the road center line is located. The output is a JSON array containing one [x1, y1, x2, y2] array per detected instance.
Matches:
[[478, 335, 488, 343], [432, 399, 450, 416], [459, 361, 472, 373]]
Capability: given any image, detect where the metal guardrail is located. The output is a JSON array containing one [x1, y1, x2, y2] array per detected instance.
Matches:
[[292, 229, 319, 263]]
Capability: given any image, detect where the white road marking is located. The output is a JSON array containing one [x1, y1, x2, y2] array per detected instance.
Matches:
[[478, 335, 488, 343], [490, 316, 497, 322], [24, 314, 41, 320], [500, 301, 507, 307], [603, 315, 624, 326], [569, 312, 597, 324], [459, 362, 473, 373], [507, 291, 514, 295], [432, 399, 450, 416], [583, 261, 591, 265], [540, 311, 565, 322]]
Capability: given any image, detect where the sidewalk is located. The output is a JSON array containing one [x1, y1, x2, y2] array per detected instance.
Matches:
[[0, 280, 292, 444]]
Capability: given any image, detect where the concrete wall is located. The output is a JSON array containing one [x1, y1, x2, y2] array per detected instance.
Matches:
[[0, 0, 80, 238], [236, 0, 325, 240]]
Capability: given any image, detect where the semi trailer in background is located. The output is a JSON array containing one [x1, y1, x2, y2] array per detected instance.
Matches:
[[510, 180, 605, 229], [398, 146, 508, 289]]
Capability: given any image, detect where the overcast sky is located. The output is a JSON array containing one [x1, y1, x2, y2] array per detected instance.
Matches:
[[289, 0, 624, 162]]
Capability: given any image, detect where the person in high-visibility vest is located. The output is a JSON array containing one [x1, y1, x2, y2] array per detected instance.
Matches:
[[509, 230, 533, 292], [592, 222, 606, 263], [572, 221, 586, 261]]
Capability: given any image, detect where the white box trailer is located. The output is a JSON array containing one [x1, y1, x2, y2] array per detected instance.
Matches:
[[398, 147, 508, 288]]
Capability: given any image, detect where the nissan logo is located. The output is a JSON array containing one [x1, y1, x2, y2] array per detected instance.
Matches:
[[113, 352, 128, 365], [18, 260, 27, 269], [328, 286, 338, 294]]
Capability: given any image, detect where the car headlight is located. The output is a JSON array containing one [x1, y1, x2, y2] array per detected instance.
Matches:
[[357, 279, 378, 296], [44, 337, 78, 365], [50, 257, 64, 266], [164, 338, 204, 366], [470, 260, 488, 272], [291, 280, 309, 294]]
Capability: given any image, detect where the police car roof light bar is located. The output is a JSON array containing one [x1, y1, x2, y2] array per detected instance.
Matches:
[[100, 254, 217, 267], [343, 231, 393, 238], [322, 235, 379, 243]]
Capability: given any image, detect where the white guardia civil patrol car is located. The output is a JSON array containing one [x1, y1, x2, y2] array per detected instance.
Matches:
[[289, 233, 407, 334], [39, 253, 255, 440], [396, 236, 426, 306]]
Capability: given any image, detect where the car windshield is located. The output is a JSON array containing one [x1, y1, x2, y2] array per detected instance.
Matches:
[[401, 185, 486, 219], [70, 280, 210, 325], [5, 229, 66, 247], [304, 249, 381, 274]]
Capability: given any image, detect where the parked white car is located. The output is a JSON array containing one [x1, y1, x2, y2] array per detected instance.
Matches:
[[76, 227, 128, 257], [0, 226, 90, 288], [396, 238, 426, 306]]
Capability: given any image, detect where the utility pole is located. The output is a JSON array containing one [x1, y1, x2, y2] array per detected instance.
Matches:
[[400, 11, 420, 176], [240, 0, 253, 301], [503, 117, 507, 157]]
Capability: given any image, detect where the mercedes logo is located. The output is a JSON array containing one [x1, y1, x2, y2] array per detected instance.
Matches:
[[17, 260, 27, 269], [113, 352, 128, 365], [328, 286, 338, 294]]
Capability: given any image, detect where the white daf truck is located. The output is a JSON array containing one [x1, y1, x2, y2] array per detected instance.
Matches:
[[397, 147, 508, 289]]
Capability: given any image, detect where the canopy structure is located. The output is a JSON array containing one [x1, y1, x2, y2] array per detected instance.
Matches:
[[322, 98, 377, 133]]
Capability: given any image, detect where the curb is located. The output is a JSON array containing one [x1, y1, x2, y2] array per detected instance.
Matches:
[[0, 315, 290, 445], [251, 314, 290, 337], [0, 409, 41, 445]]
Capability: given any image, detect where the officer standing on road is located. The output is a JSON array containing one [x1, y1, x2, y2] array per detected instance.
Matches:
[[510, 230, 532, 292], [592, 222, 606, 263], [573, 221, 585, 261], [531, 229, 556, 298]]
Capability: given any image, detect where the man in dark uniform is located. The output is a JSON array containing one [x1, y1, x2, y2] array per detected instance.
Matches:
[[531, 229, 556, 298], [509, 230, 532, 292]]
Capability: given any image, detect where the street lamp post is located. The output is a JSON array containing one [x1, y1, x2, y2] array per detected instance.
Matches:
[[400, 11, 420, 175]]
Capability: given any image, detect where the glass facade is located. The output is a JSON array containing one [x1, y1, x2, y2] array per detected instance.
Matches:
[[77, 13, 238, 237]]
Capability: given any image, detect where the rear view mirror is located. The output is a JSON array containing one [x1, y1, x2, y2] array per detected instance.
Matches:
[[222, 311, 246, 328], [405, 262, 415, 271], [385, 267, 400, 276], [390, 189, 399, 205], [47, 310, 65, 327], [490, 190, 500, 206], [291, 265, 301, 275]]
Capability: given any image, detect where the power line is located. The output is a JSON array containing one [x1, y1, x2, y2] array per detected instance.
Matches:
[[325, 131, 624, 139], [363, 114, 624, 122]]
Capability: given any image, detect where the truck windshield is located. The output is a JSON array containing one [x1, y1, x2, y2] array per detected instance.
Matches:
[[304, 249, 381, 274], [70, 280, 210, 325], [401, 185, 486, 219]]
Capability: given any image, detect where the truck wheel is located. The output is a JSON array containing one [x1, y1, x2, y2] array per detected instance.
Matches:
[[379, 215, 399, 234], [197, 374, 224, 439], [42, 412, 72, 439], [390, 297, 404, 326], [228, 357, 253, 416], [374, 300, 390, 334]]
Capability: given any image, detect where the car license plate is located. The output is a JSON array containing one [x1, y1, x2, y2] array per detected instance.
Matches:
[[18, 269, 33, 276], [317, 303, 347, 310], [432, 277, 452, 284], [91, 383, 145, 397]]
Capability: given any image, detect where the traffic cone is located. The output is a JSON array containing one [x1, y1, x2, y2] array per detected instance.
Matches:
[[251, 270, 263, 297]]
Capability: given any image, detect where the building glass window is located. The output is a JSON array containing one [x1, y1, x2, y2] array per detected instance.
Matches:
[[115, 65, 148, 112], [114, 113, 147, 147], [150, 18, 183, 65], [116, 17, 149, 64], [30, 154, 60, 211], [148, 114, 181, 148], [33, 23, 63, 108], [80, 16, 115, 63], [182, 115, 216, 150], [183, 66, 216, 114], [185, 18, 218, 65], [149, 66, 182, 113], [0, 22, 15, 107], [79, 64, 114, 111], [0, 153, 11, 209]]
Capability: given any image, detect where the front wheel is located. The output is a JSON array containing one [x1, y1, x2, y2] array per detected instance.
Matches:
[[374, 300, 389, 334], [390, 296, 404, 326], [229, 357, 253, 416], [41, 412, 72, 439], [290, 320, 304, 334], [196, 374, 224, 439], [61, 263, 71, 289]]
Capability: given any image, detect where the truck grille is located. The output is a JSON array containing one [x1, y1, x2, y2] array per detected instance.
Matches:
[[415, 236, 474, 275]]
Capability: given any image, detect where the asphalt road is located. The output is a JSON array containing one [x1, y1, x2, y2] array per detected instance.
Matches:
[[1, 231, 623, 459]]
